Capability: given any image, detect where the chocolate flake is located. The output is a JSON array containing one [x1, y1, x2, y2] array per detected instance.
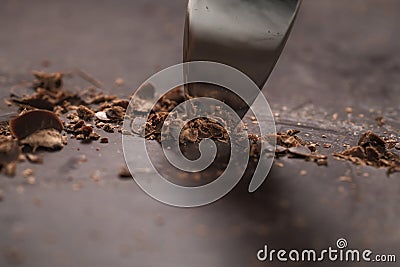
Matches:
[[334, 131, 400, 174]]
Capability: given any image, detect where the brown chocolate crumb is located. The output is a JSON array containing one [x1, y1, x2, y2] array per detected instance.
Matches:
[[77, 105, 95, 121], [32, 71, 63, 91], [333, 131, 400, 174], [323, 143, 332, 148], [102, 123, 114, 133], [118, 166, 132, 179], [25, 153, 43, 164], [104, 106, 125, 121], [299, 170, 307, 176], [375, 116, 385, 127], [100, 137, 109, 144], [22, 168, 34, 178], [307, 143, 318, 152], [263, 130, 328, 165], [81, 125, 93, 139], [10, 110, 63, 140]]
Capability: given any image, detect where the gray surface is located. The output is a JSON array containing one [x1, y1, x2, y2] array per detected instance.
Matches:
[[0, 0, 399, 266]]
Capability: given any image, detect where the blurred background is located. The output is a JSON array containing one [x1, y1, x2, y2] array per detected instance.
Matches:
[[0, 0, 399, 266]]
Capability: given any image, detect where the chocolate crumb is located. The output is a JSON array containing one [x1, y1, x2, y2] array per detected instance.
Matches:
[[77, 105, 95, 121], [333, 131, 400, 174], [25, 153, 43, 164], [375, 116, 385, 127], [100, 137, 109, 144], [118, 166, 132, 179], [22, 168, 34, 178], [10, 110, 63, 140], [300, 170, 307, 176]]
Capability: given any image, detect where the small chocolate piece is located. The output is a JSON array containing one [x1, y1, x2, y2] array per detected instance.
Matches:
[[32, 71, 63, 91], [77, 105, 95, 121], [25, 153, 43, 164], [358, 131, 386, 154], [365, 146, 379, 162], [100, 137, 109, 144], [288, 146, 312, 158], [180, 128, 199, 143], [10, 110, 63, 140], [81, 125, 93, 139], [375, 116, 385, 127], [334, 131, 400, 174], [118, 166, 132, 179], [102, 124, 114, 133], [323, 143, 332, 148], [307, 143, 317, 152], [0, 140, 20, 165], [341, 146, 365, 159], [105, 106, 125, 121]]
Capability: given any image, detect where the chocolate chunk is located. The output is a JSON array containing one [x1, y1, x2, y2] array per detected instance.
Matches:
[[180, 128, 199, 143], [105, 106, 125, 121], [358, 131, 386, 154], [288, 146, 312, 158], [32, 71, 63, 91], [341, 146, 365, 159], [77, 105, 95, 121], [365, 146, 379, 162], [10, 110, 63, 140], [100, 137, 109, 144], [334, 131, 400, 174]]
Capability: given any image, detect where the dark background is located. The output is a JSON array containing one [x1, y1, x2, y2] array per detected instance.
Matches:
[[0, 0, 399, 266]]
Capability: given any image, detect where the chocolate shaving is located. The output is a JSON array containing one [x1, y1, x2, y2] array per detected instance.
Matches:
[[334, 131, 400, 175]]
